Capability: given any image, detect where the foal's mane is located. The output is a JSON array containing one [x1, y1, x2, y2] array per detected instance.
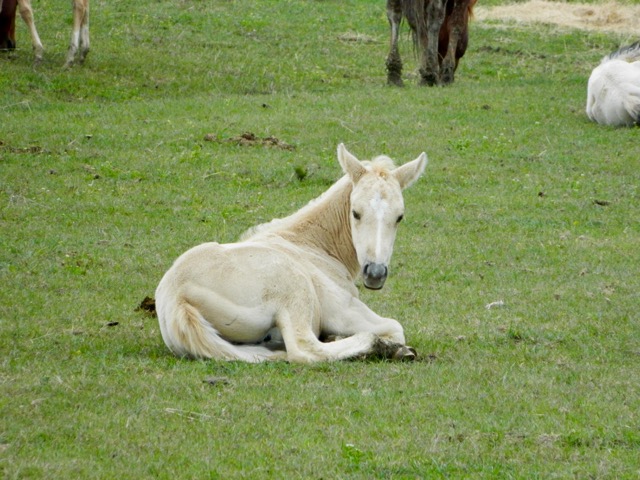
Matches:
[[241, 155, 397, 240]]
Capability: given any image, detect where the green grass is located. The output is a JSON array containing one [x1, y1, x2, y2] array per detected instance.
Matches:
[[2, 0, 639, 478]]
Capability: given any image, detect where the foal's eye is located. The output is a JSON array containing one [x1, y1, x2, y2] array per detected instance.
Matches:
[[396, 214, 404, 224], [352, 210, 361, 220]]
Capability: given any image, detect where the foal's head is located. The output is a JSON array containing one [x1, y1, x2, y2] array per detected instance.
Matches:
[[337, 144, 427, 290]]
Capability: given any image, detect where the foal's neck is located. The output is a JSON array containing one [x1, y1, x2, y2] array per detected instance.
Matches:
[[280, 178, 359, 279]]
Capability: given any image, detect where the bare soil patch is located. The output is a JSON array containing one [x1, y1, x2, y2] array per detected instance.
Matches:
[[204, 132, 295, 150], [475, 1, 640, 35]]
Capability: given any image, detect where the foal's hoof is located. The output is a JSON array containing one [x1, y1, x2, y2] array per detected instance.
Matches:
[[371, 338, 416, 361], [392, 345, 417, 361]]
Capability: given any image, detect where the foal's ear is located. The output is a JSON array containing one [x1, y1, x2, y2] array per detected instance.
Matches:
[[337, 143, 367, 184], [393, 152, 428, 189]]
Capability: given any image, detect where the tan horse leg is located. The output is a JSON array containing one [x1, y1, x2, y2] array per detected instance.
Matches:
[[64, 0, 89, 67], [17, 0, 43, 63]]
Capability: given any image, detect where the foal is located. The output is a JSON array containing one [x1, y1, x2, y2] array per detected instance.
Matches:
[[156, 145, 427, 363]]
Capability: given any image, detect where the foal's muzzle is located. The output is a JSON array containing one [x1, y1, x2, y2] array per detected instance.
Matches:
[[363, 263, 388, 290]]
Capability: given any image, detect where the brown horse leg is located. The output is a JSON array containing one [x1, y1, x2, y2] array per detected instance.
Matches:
[[0, 0, 18, 50], [8, 6, 15, 47], [420, 0, 445, 86], [385, 0, 404, 86], [441, 0, 465, 85]]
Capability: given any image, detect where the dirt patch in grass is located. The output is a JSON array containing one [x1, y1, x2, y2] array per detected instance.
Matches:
[[204, 132, 296, 150], [136, 296, 156, 316], [337, 32, 378, 44], [475, 0, 640, 35], [0, 140, 47, 154]]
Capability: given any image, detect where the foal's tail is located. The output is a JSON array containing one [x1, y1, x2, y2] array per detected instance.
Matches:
[[603, 41, 640, 64], [157, 298, 280, 363]]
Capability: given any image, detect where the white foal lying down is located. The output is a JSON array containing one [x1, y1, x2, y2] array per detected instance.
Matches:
[[156, 144, 427, 363], [586, 41, 640, 127]]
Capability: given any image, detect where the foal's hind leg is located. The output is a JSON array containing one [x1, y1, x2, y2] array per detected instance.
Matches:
[[385, 0, 404, 86]]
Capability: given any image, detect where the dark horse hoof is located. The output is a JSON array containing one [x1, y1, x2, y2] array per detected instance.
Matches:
[[386, 56, 403, 87], [419, 74, 439, 87], [419, 67, 440, 87], [387, 73, 404, 87], [392, 345, 417, 361], [371, 338, 416, 361], [441, 67, 455, 85]]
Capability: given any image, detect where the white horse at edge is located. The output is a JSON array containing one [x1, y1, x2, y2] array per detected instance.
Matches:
[[155, 144, 427, 363], [586, 41, 640, 127]]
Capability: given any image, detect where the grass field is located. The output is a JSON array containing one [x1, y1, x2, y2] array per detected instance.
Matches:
[[1, 0, 639, 478]]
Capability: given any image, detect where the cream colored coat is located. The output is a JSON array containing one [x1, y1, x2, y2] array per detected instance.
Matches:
[[156, 144, 427, 363], [587, 42, 640, 127]]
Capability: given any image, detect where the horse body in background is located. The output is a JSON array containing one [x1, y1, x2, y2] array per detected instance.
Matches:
[[587, 41, 640, 127], [0, 0, 89, 67], [386, 0, 477, 86], [155, 144, 427, 363]]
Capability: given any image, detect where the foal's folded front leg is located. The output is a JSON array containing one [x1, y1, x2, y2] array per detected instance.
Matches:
[[276, 306, 382, 363], [321, 294, 417, 361], [323, 336, 417, 361]]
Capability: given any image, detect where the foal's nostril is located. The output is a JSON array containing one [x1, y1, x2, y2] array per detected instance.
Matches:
[[363, 263, 388, 290], [364, 263, 387, 279]]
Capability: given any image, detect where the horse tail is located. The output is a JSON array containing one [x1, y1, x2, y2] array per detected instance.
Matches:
[[398, 0, 423, 55], [157, 295, 277, 363], [602, 41, 640, 64]]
